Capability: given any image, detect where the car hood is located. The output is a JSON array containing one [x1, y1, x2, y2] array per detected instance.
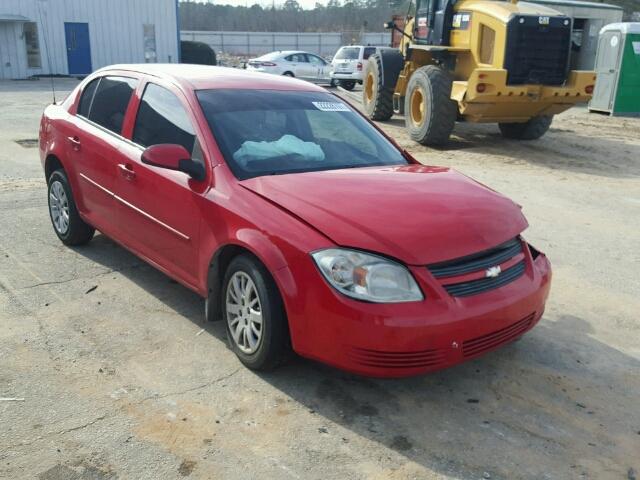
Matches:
[[241, 165, 528, 265]]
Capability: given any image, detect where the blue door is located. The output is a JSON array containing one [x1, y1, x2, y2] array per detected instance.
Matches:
[[64, 23, 92, 75]]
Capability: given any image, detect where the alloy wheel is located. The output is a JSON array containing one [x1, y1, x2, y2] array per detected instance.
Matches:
[[226, 271, 263, 354], [49, 180, 70, 235]]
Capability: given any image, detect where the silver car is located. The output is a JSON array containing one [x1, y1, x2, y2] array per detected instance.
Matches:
[[246, 51, 335, 85]]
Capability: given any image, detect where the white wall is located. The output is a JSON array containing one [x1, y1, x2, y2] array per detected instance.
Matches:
[[181, 31, 391, 57], [0, 0, 179, 79]]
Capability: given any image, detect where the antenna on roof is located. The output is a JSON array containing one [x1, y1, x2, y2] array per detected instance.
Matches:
[[36, 0, 56, 104]]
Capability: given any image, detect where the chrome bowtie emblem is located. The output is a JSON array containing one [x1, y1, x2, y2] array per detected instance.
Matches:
[[485, 266, 502, 278]]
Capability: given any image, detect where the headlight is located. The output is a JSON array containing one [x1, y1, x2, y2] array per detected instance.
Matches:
[[311, 248, 424, 303]]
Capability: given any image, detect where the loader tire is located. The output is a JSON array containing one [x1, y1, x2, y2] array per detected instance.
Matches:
[[498, 115, 553, 140], [363, 54, 394, 121], [404, 65, 457, 146]]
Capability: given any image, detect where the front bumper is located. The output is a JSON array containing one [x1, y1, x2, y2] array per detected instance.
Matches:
[[452, 69, 597, 122], [277, 242, 551, 378]]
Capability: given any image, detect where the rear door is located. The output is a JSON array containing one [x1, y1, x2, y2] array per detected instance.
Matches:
[[307, 54, 329, 82], [286, 53, 314, 79], [68, 75, 138, 236], [115, 80, 209, 288], [591, 31, 622, 111]]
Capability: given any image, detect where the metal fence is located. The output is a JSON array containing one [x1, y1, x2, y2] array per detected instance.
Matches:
[[180, 31, 391, 57]]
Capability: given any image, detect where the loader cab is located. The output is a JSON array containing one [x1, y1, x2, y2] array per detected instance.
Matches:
[[413, 0, 457, 46]]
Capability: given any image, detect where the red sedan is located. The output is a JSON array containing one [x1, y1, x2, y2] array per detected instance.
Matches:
[[39, 64, 551, 377]]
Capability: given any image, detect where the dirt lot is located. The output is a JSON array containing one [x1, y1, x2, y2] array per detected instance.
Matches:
[[0, 78, 639, 480]]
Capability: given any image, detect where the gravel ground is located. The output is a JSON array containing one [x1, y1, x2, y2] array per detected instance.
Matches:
[[0, 77, 639, 480]]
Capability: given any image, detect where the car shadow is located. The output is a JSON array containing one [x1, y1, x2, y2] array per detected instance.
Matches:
[[73, 234, 640, 479]]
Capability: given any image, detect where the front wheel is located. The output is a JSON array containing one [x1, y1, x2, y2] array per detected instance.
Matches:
[[340, 80, 356, 91], [404, 65, 457, 146], [47, 169, 95, 246], [498, 116, 553, 140], [222, 254, 290, 371]]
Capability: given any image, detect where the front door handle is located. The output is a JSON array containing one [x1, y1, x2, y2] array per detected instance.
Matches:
[[118, 163, 136, 181], [67, 136, 81, 151]]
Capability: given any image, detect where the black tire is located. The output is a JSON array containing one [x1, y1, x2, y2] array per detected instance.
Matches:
[[222, 254, 290, 371], [329, 78, 338, 88], [363, 54, 394, 121], [498, 116, 553, 140], [283, 71, 295, 77], [340, 80, 356, 91], [404, 65, 457, 146], [47, 169, 95, 246]]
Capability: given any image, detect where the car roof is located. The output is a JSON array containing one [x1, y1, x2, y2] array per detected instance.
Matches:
[[94, 63, 326, 92]]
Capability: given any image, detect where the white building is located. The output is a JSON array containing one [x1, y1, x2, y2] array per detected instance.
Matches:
[[0, 0, 180, 80]]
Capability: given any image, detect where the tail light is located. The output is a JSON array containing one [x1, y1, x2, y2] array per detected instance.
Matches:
[[585, 85, 594, 94], [357, 62, 363, 71], [476, 83, 487, 93]]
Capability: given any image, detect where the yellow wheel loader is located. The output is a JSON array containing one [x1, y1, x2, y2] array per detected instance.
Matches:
[[363, 0, 596, 145]]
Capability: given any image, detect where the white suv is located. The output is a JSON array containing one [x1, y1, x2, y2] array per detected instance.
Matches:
[[330, 46, 379, 90]]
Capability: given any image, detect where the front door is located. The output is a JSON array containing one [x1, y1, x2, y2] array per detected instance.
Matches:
[[64, 22, 92, 75], [591, 31, 622, 112], [116, 81, 204, 287]]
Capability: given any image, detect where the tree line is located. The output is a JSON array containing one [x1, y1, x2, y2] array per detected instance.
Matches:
[[179, 0, 413, 32]]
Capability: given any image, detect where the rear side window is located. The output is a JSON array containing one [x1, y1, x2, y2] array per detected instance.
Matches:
[[363, 47, 376, 59], [87, 76, 137, 134], [77, 78, 99, 118], [132, 83, 196, 154]]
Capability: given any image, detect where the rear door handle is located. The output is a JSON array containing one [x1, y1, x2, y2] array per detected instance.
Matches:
[[67, 136, 81, 151], [118, 163, 136, 181]]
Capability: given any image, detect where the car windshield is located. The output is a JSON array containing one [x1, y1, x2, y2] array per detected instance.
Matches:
[[196, 89, 408, 180], [334, 47, 360, 60]]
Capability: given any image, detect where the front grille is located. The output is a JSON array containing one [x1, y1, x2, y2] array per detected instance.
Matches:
[[463, 312, 535, 357], [427, 238, 526, 297], [428, 238, 522, 279], [347, 346, 446, 369], [504, 16, 571, 86], [444, 261, 526, 297]]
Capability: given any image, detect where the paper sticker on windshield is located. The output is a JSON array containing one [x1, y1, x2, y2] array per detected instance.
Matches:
[[312, 101, 350, 112]]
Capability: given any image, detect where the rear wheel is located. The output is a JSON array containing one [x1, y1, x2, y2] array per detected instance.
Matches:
[[47, 169, 94, 246], [363, 55, 394, 121], [222, 254, 290, 371], [340, 80, 356, 91], [404, 65, 457, 146], [498, 116, 553, 140], [283, 71, 294, 77]]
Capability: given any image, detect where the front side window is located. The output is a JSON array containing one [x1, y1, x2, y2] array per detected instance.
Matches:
[[196, 89, 407, 180], [24, 22, 41, 68], [133, 83, 196, 154], [307, 55, 325, 66], [87, 76, 137, 134]]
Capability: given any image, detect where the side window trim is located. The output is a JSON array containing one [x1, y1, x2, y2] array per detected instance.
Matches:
[[76, 77, 101, 119]]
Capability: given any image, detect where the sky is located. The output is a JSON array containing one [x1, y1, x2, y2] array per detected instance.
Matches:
[[182, 0, 330, 10]]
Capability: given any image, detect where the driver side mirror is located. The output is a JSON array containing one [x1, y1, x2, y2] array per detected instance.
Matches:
[[141, 144, 205, 181]]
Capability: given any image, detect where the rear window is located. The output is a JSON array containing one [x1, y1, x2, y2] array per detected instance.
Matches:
[[196, 89, 407, 180], [77, 78, 99, 118], [86, 76, 137, 134], [334, 47, 360, 60]]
